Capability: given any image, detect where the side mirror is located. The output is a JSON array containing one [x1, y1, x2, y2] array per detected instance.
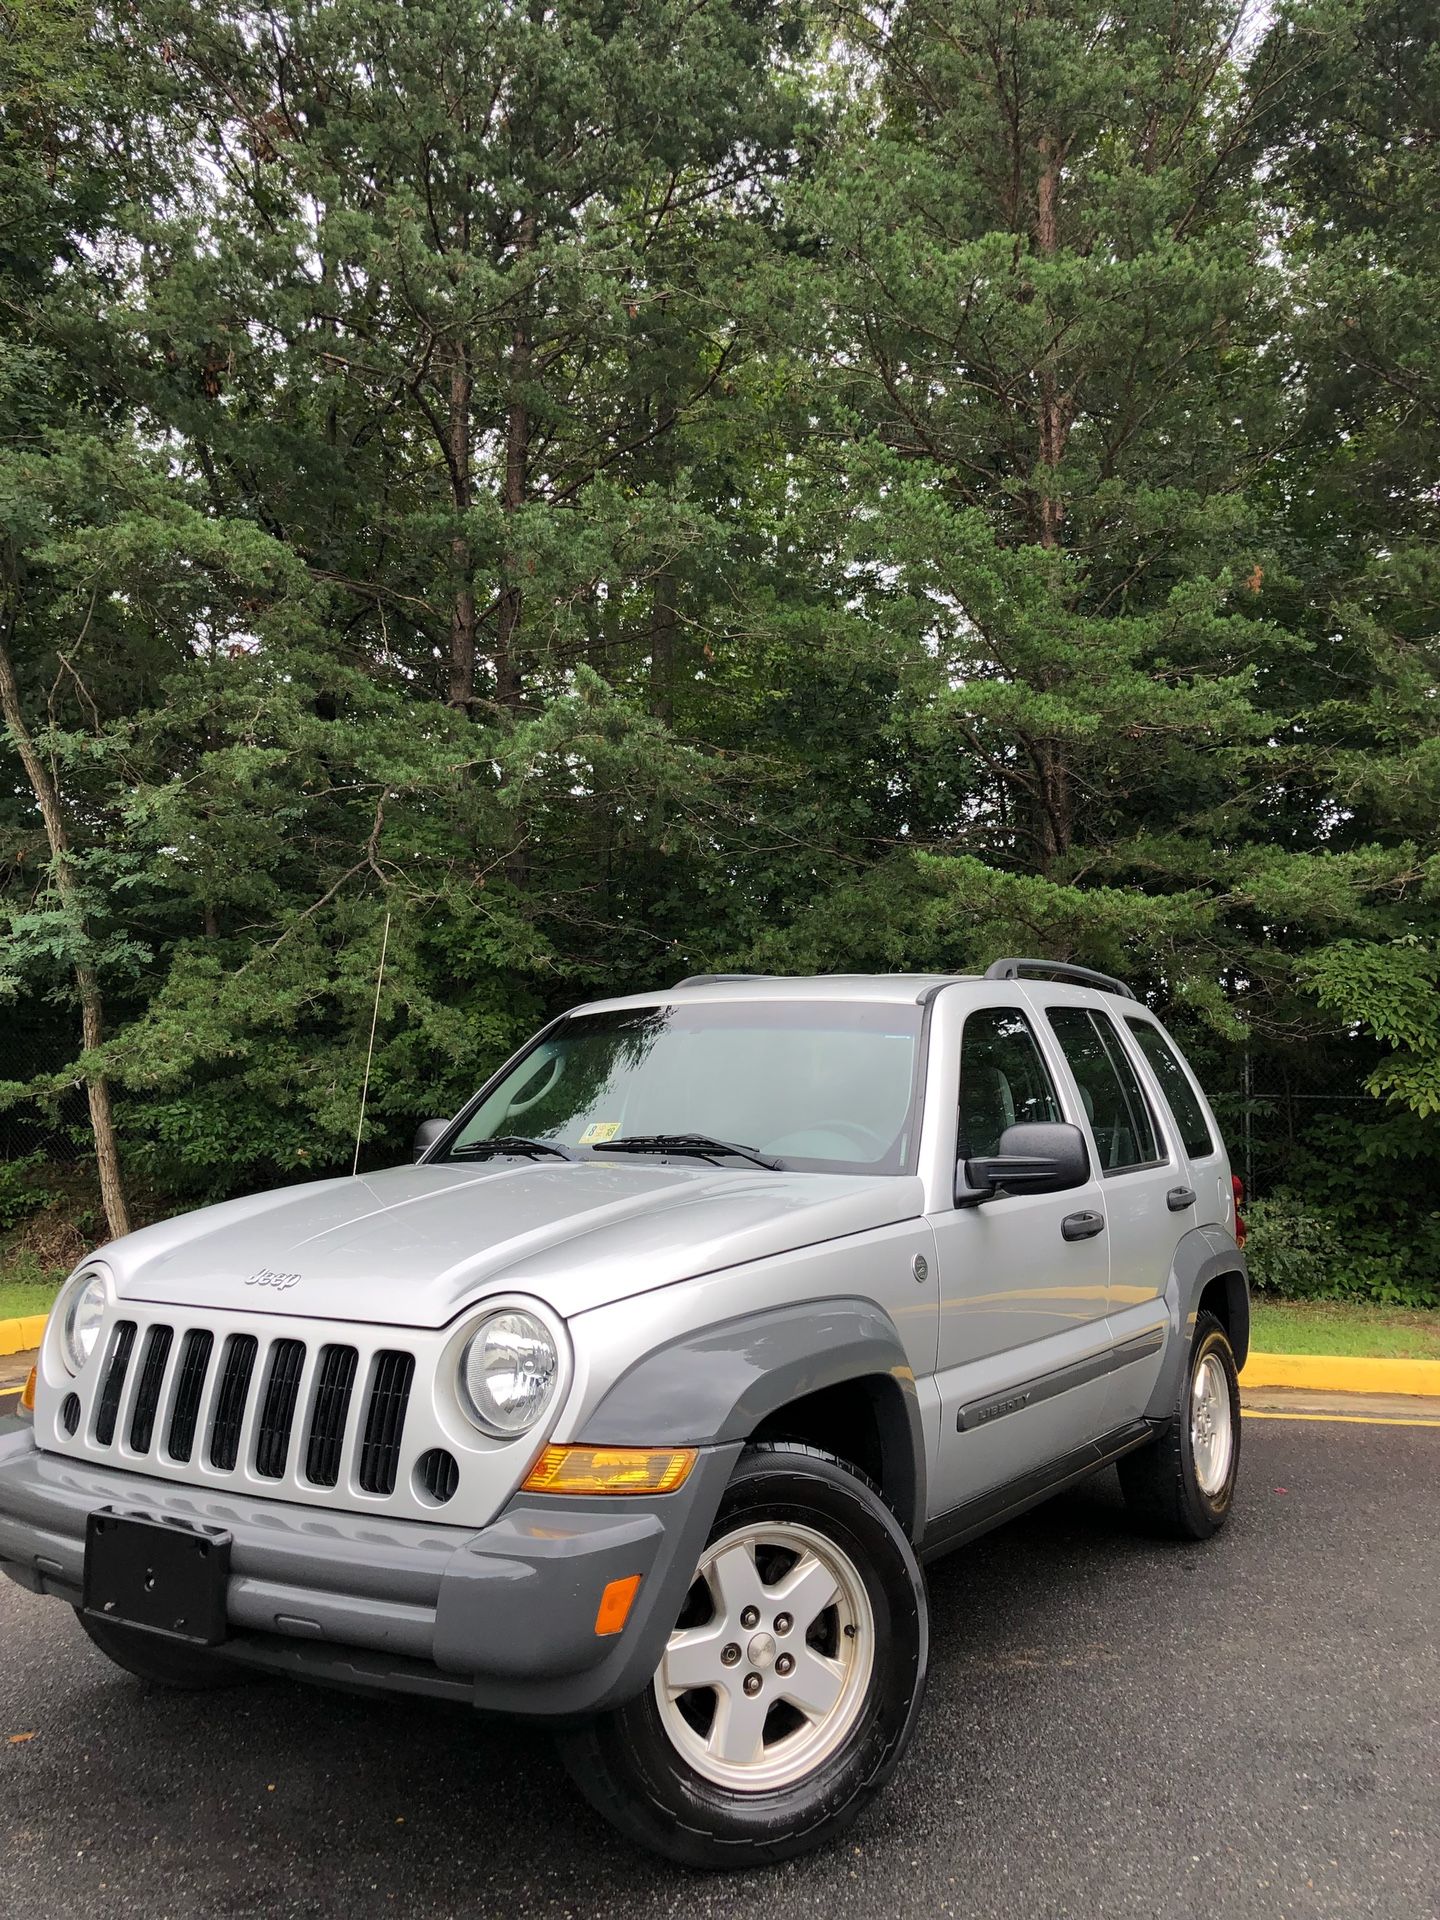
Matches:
[[956, 1121, 1090, 1207], [413, 1118, 449, 1163]]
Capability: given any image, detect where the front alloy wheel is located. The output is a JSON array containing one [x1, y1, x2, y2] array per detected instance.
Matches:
[[654, 1518, 875, 1792], [558, 1442, 928, 1868]]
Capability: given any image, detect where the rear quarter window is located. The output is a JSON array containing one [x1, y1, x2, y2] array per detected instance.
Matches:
[[1124, 1019, 1216, 1161]]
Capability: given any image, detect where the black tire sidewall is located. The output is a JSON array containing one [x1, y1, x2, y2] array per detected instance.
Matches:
[[569, 1445, 928, 1866], [1179, 1314, 1242, 1532]]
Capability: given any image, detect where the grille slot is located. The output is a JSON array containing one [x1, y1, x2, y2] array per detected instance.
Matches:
[[254, 1338, 306, 1479], [128, 1325, 173, 1454], [357, 1350, 415, 1496], [208, 1333, 259, 1472], [94, 1322, 136, 1446], [166, 1329, 214, 1462], [416, 1447, 459, 1505], [305, 1345, 358, 1487], [62, 1393, 81, 1435]]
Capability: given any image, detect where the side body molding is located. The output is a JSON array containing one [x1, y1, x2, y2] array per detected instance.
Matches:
[[577, 1298, 927, 1540]]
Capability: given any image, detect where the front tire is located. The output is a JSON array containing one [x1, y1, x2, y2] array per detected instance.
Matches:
[[76, 1609, 247, 1690], [557, 1442, 928, 1869], [1118, 1309, 1242, 1539]]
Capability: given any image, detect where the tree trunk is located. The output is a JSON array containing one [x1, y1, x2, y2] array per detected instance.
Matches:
[[494, 211, 535, 716], [1028, 133, 1074, 866], [446, 341, 477, 710], [1033, 133, 1070, 550], [0, 630, 131, 1240], [648, 568, 677, 727]]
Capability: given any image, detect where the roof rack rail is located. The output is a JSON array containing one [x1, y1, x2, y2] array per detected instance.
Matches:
[[984, 957, 1135, 1000], [671, 972, 774, 988]]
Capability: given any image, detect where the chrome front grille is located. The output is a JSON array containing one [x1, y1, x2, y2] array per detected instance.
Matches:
[[38, 1294, 567, 1529], [66, 1311, 416, 1511]]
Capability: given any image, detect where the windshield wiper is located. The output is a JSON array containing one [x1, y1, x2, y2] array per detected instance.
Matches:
[[447, 1136, 578, 1162], [599, 1133, 783, 1171]]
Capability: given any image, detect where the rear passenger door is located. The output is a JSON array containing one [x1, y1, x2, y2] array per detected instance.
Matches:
[[1041, 1001, 1181, 1426]]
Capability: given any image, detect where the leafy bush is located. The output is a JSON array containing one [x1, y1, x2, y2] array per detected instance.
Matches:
[[0, 1154, 46, 1234], [1246, 1195, 1440, 1310]]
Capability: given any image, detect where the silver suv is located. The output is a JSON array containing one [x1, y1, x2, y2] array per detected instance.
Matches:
[[0, 961, 1247, 1867]]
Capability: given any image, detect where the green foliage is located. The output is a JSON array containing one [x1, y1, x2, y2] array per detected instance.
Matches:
[[1301, 941, 1440, 1117], [1246, 1196, 1440, 1311], [0, 1155, 44, 1234]]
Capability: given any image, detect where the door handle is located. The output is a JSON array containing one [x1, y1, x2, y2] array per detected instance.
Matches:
[[1166, 1187, 1197, 1212], [1061, 1210, 1105, 1242]]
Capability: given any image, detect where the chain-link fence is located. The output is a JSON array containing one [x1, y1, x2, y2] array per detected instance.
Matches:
[[0, 1032, 86, 1165], [1205, 1049, 1376, 1200]]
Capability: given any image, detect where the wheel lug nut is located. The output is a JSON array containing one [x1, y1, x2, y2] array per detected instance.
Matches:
[[740, 1606, 760, 1630], [743, 1673, 763, 1696], [774, 1612, 792, 1635], [775, 1652, 795, 1676], [721, 1643, 741, 1666]]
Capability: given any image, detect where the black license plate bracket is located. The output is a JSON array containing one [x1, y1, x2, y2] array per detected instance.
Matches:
[[83, 1510, 231, 1647]]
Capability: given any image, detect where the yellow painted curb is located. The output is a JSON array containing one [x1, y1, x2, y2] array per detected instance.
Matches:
[[0, 1313, 47, 1357], [1245, 1408, 1440, 1429], [1240, 1349, 1440, 1398]]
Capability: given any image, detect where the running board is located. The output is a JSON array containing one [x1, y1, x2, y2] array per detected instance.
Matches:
[[920, 1419, 1156, 1563]]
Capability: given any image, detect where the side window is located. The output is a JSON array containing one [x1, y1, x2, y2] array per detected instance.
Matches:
[[958, 1008, 1063, 1158], [1125, 1019, 1215, 1160], [1046, 1007, 1163, 1172]]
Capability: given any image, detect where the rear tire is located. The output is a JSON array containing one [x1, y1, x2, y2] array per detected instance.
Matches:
[[557, 1442, 928, 1868], [76, 1609, 246, 1690], [1119, 1310, 1241, 1539]]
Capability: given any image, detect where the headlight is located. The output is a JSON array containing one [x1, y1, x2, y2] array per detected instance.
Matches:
[[59, 1267, 110, 1375], [458, 1310, 560, 1437]]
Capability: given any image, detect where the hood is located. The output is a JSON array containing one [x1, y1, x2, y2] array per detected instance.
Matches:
[[101, 1160, 925, 1327]]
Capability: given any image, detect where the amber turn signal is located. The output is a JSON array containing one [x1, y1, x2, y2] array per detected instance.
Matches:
[[19, 1367, 37, 1415], [522, 1444, 697, 1496], [594, 1573, 642, 1636]]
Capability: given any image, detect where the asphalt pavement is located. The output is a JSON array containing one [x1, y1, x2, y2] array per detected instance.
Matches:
[[1, 1415, 1436, 1920]]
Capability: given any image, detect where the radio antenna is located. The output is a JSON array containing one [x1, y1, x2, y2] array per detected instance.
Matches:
[[353, 907, 392, 1177]]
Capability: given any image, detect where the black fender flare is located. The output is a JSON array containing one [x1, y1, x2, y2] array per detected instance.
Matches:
[[578, 1296, 927, 1541], [1146, 1228, 1250, 1420]]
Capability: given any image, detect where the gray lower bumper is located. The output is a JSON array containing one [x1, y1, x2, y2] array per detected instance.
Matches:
[[0, 1428, 739, 1718]]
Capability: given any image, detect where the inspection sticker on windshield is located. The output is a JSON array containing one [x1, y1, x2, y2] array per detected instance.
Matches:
[[579, 1120, 622, 1145]]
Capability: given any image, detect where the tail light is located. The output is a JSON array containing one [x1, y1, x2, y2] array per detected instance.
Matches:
[[1232, 1173, 1247, 1249]]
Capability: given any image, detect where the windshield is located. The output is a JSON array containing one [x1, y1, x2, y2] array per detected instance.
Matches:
[[441, 1002, 925, 1175]]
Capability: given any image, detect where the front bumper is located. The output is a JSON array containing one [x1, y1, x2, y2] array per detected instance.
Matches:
[[0, 1427, 738, 1718]]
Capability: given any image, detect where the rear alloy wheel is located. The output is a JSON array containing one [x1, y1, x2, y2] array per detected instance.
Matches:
[[1118, 1309, 1242, 1539], [558, 1443, 928, 1868], [1189, 1348, 1236, 1499]]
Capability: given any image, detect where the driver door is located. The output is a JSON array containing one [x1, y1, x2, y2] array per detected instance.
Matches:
[[927, 998, 1112, 1521]]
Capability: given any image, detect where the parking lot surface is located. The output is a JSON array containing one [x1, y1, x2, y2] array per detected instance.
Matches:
[[1, 1415, 1436, 1920]]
